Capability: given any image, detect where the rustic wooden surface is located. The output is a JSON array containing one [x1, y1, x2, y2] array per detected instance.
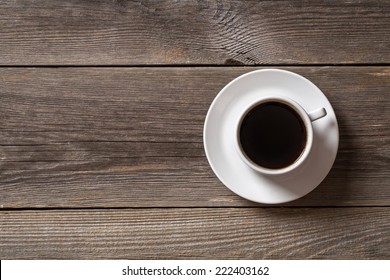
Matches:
[[0, 0, 389, 259], [1, 208, 389, 259], [1, 67, 389, 208], [1, 0, 390, 65]]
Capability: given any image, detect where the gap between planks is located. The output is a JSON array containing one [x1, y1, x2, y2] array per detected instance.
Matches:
[[1, 64, 390, 68]]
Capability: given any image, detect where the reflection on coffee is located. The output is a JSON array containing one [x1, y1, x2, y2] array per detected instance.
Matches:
[[239, 102, 307, 169]]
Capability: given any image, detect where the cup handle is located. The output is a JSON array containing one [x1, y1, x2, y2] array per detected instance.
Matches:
[[308, 108, 327, 122]]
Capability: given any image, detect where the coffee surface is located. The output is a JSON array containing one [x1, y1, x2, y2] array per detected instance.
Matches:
[[239, 102, 307, 169]]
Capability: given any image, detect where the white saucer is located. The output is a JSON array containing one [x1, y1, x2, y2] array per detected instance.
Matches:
[[203, 69, 339, 204]]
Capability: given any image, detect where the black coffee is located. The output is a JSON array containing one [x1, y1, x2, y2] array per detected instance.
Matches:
[[239, 102, 306, 169]]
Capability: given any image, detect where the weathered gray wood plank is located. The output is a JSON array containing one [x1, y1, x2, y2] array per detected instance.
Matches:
[[0, 0, 389, 65], [0, 208, 388, 259], [0, 67, 389, 207]]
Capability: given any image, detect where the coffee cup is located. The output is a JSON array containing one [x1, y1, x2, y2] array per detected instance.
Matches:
[[235, 96, 326, 176]]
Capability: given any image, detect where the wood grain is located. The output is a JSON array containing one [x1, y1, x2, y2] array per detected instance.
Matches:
[[0, 208, 389, 259], [1, 0, 389, 65], [0, 67, 389, 208]]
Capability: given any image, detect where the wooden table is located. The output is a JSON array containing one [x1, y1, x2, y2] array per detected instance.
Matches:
[[1, 0, 389, 259]]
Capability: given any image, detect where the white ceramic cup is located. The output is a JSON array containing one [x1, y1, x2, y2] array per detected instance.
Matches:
[[235, 96, 327, 176]]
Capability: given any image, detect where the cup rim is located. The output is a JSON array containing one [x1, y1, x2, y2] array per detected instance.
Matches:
[[235, 96, 314, 176]]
